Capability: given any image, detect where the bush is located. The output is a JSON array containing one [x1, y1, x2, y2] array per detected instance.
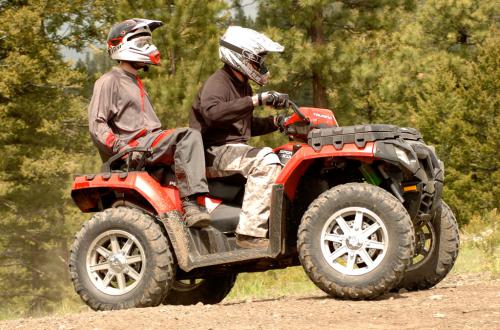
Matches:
[[459, 209, 500, 275]]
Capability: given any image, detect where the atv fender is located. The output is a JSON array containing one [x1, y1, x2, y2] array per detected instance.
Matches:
[[71, 172, 180, 214], [276, 143, 375, 199]]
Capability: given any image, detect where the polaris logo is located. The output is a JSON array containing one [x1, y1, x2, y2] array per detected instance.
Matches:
[[313, 113, 332, 120]]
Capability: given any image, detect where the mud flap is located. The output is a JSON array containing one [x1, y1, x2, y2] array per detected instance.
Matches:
[[157, 184, 286, 273]]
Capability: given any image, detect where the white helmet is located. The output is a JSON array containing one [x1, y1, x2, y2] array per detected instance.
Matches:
[[107, 18, 163, 65], [219, 26, 284, 86]]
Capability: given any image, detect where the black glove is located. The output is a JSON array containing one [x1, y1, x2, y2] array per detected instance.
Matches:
[[259, 91, 289, 109], [274, 114, 288, 132]]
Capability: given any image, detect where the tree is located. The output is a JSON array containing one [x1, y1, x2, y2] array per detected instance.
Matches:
[[0, 0, 110, 313], [255, 0, 416, 125], [415, 28, 499, 223]]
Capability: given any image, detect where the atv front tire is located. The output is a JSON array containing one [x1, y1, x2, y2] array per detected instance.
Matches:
[[69, 207, 174, 310], [298, 183, 414, 299], [396, 202, 459, 291], [163, 274, 237, 305]]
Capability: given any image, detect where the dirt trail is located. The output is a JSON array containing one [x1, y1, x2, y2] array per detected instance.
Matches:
[[2, 273, 499, 330]]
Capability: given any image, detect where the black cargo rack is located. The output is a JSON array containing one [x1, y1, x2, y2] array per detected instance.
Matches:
[[307, 124, 422, 151]]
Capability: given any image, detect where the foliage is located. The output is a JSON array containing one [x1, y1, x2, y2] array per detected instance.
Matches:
[[0, 0, 107, 313], [256, 0, 499, 223], [415, 29, 499, 223]]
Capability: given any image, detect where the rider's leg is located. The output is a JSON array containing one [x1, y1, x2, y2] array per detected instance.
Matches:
[[207, 144, 282, 247], [145, 128, 211, 228]]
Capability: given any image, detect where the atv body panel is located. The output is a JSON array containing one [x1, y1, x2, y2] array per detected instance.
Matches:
[[72, 171, 181, 214]]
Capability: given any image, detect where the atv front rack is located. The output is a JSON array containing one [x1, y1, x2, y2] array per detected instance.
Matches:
[[308, 124, 422, 151]]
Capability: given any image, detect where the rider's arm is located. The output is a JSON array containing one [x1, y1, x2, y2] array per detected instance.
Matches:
[[199, 80, 254, 124], [88, 77, 119, 152], [251, 116, 278, 136]]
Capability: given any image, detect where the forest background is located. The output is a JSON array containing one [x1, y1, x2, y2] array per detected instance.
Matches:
[[0, 0, 498, 317]]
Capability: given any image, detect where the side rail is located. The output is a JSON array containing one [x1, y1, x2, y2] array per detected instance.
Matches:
[[101, 147, 153, 173]]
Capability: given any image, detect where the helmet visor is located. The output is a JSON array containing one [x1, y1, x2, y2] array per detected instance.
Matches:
[[132, 36, 153, 48]]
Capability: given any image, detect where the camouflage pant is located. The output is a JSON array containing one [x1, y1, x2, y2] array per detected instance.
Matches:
[[206, 144, 282, 238]]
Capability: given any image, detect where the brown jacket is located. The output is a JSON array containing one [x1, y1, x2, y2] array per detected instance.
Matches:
[[189, 65, 277, 148], [88, 67, 161, 160]]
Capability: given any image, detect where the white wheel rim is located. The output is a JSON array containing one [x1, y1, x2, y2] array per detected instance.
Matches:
[[86, 230, 146, 295], [320, 207, 389, 276]]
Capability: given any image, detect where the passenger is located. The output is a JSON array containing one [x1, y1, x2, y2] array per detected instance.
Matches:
[[88, 18, 211, 228], [189, 26, 288, 249]]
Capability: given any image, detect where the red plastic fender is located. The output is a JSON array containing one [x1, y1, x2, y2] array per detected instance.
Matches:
[[71, 172, 181, 214], [275, 142, 375, 200]]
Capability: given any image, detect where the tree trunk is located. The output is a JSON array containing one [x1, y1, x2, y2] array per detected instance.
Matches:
[[310, 8, 328, 108]]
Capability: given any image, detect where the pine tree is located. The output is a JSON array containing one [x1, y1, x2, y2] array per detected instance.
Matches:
[[0, 0, 109, 313], [415, 28, 499, 223], [254, 0, 417, 125], [368, 0, 499, 223]]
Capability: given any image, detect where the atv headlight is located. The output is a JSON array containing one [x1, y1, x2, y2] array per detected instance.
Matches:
[[394, 147, 416, 167]]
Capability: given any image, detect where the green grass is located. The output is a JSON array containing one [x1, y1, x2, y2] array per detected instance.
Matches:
[[226, 266, 320, 301], [456, 209, 500, 275]]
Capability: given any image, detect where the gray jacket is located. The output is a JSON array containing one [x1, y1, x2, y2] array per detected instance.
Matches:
[[88, 66, 161, 160]]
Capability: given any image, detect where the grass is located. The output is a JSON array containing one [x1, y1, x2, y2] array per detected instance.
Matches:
[[226, 266, 320, 302], [455, 209, 499, 275]]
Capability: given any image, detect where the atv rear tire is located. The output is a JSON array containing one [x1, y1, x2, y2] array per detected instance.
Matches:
[[396, 202, 459, 291], [298, 183, 414, 299], [163, 274, 237, 305], [69, 207, 174, 310]]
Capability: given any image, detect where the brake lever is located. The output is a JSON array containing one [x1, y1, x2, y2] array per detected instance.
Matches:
[[289, 101, 310, 124]]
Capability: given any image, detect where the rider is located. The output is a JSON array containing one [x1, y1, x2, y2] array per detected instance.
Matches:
[[88, 18, 211, 228], [189, 26, 289, 249]]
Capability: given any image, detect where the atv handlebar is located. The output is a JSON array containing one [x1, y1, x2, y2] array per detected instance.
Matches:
[[101, 147, 153, 173], [288, 100, 310, 124]]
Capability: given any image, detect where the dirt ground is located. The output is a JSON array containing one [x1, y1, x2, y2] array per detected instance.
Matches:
[[1, 273, 499, 330]]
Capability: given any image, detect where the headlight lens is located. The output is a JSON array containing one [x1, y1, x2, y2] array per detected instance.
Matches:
[[395, 147, 413, 166]]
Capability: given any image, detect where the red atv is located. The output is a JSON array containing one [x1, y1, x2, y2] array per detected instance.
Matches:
[[69, 101, 459, 310]]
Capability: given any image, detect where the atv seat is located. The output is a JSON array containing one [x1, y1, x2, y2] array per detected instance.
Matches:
[[148, 165, 243, 234], [148, 165, 246, 205]]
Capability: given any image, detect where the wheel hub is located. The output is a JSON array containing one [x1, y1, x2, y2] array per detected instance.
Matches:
[[346, 236, 363, 250], [109, 253, 127, 273]]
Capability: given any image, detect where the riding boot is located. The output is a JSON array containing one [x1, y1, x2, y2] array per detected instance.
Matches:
[[182, 195, 211, 228]]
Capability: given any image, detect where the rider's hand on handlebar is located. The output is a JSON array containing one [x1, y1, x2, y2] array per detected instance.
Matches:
[[266, 91, 289, 109], [274, 114, 288, 132], [253, 91, 289, 109]]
